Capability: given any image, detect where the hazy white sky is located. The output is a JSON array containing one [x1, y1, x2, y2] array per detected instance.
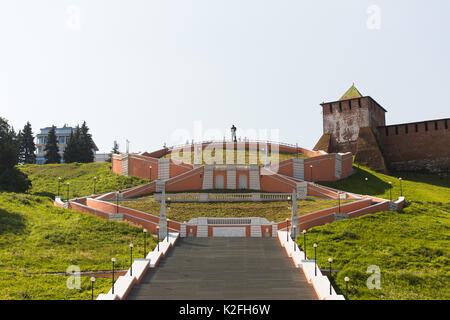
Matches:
[[1, 0, 449, 152]]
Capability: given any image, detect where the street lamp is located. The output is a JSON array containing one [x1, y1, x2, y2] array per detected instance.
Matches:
[[310, 165, 313, 182], [156, 225, 160, 252], [328, 257, 333, 295], [303, 230, 307, 260], [296, 142, 299, 159], [111, 258, 116, 294], [292, 225, 297, 251], [338, 192, 341, 213], [129, 243, 133, 276], [364, 177, 368, 195], [344, 276, 350, 299], [143, 229, 147, 258], [57, 177, 61, 197], [285, 219, 289, 242], [149, 166, 152, 180], [313, 243, 318, 276], [399, 177, 403, 197], [90, 277, 95, 300], [66, 182, 70, 202], [116, 191, 119, 214], [93, 176, 97, 194], [388, 182, 392, 201]]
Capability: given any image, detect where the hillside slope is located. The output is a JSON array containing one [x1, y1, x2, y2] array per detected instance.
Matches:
[[304, 166, 450, 299]]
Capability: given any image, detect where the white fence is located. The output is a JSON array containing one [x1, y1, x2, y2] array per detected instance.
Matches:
[[154, 192, 294, 202]]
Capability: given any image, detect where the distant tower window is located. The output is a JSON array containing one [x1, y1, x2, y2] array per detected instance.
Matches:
[[435, 121, 438, 130], [405, 125, 408, 134], [348, 100, 352, 110], [415, 124, 418, 132], [395, 126, 398, 135], [385, 127, 389, 136], [358, 98, 361, 108], [425, 122, 428, 131], [445, 120, 448, 129], [329, 104, 333, 113], [339, 102, 342, 113]]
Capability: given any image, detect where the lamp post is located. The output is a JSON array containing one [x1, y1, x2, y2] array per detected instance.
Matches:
[[388, 182, 392, 201], [111, 258, 116, 294], [303, 230, 307, 260], [90, 277, 95, 300], [344, 276, 350, 299], [310, 165, 313, 182], [93, 176, 97, 195], [149, 166, 152, 180], [399, 177, 403, 197], [292, 225, 297, 251], [66, 182, 70, 202], [313, 243, 318, 276], [57, 177, 61, 197], [328, 258, 333, 295], [156, 225, 160, 251], [116, 191, 119, 214], [296, 142, 299, 159], [129, 243, 133, 276], [143, 229, 147, 258], [285, 219, 289, 242], [167, 197, 171, 243], [364, 177, 368, 195], [338, 192, 341, 213]]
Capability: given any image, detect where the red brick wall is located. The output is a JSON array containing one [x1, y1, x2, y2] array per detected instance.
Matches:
[[377, 119, 450, 165], [165, 167, 204, 192]]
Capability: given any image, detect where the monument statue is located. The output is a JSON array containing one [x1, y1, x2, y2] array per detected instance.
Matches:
[[231, 125, 237, 142]]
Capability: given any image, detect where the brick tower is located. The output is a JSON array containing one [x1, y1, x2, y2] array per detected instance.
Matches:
[[314, 84, 389, 172]]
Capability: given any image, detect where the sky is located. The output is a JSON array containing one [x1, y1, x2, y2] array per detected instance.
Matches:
[[1, 0, 449, 153]]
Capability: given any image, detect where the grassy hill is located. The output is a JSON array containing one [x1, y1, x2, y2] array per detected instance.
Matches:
[[19, 162, 148, 199], [300, 166, 450, 300], [0, 163, 153, 300], [122, 197, 354, 223]]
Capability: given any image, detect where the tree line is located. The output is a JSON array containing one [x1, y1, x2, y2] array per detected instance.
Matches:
[[0, 117, 100, 192]]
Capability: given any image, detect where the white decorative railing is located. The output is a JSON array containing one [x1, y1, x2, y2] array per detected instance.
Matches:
[[154, 192, 294, 202]]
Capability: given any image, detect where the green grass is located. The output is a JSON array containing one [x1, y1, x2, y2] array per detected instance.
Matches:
[[0, 163, 153, 300], [0, 192, 156, 300], [121, 198, 354, 223], [163, 148, 309, 165], [296, 165, 450, 300], [18, 162, 148, 199]]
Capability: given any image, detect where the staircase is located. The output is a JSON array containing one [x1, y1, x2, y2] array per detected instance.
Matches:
[[249, 166, 261, 190], [127, 238, 317, 300], [293, 158, 304, 180], [202, 167, 213, 189]]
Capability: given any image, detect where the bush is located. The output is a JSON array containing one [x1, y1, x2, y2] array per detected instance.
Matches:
[[0, 167, 31, 193]]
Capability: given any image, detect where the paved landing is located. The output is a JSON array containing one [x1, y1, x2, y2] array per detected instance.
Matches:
[[127, 237, 317, 300]]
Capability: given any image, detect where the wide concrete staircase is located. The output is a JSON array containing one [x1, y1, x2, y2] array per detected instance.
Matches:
[[127, 237, 316, 300]]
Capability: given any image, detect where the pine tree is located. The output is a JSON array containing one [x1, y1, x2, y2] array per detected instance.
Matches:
[[64, 126, 80, 163], [44, 126, 61, 164], [0, 117, 18, 171], [18, 122, 36, 164], [79, 121, 94, 163], [107, 140, 119, 162], [0, 117, 31, 192]]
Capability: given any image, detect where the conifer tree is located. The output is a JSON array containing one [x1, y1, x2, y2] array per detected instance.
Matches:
[[18, 122, 36, 164], [63, 126, 80, 163], [44, 125, 61, 164], [79, 121, 94, 163], [107, 141, 119, 162], [0, 117, 31, 192]]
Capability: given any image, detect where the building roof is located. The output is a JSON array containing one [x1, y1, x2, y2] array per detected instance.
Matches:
[[339, 83, 363, 101]]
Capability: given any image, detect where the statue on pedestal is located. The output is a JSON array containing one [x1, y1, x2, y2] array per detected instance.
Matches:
[[231, 125, 237, 142]]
